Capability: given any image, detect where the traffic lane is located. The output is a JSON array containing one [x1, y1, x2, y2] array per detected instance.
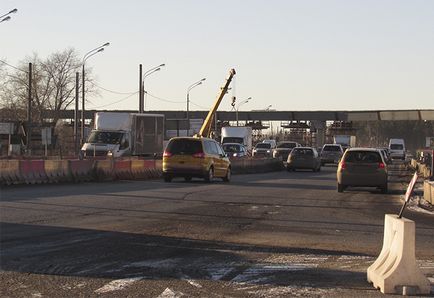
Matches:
[[2, 167, 433, 257], [1, 167, 433, 297]]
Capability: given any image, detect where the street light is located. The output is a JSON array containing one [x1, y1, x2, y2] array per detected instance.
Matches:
[[81, 42, 110, 145], [187, 78, 206, 135], [141, 64, 165, 111], [0, 8, 17, 23], [236, 97, 252, 126]]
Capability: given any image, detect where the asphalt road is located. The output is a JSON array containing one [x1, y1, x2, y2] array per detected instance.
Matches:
[[1, 166, 433, 297]]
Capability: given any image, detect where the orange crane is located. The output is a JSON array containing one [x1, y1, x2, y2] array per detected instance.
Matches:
[[196, 68, 236, 138]]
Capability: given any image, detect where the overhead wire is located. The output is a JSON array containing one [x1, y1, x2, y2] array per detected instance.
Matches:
[[92, 91, 139, 109]]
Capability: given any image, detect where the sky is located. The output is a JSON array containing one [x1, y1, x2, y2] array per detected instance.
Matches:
[[1, 0, 434, 112]]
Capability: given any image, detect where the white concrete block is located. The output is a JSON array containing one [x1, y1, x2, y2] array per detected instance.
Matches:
[[367, 214, 431, 295]]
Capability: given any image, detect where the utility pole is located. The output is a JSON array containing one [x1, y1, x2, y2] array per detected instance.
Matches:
[[27, 62, 32, 154], [139, 64, 143, 113], [74, 72, 79, 154]]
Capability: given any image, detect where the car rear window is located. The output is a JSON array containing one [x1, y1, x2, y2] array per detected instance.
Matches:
[[166, 139, 202, 154], [323, 145, 341, 152], [277, 142, 297, 149], [256, 143, 271, 149], [344, 151, 381, 163], [292, 148, 313, 156], [390, 144, 403, 150]]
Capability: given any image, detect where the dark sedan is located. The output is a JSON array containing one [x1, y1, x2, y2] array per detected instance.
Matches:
[[287, 147, 321, 172]]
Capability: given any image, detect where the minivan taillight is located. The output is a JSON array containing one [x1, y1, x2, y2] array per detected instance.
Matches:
[[192, 152, 205, 158], [378, 162, 385, 169], [340, 161, 346, 170], [163, 151, 172, 157]]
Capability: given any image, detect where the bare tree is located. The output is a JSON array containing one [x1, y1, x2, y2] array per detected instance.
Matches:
[[0, 48, 97, 124]]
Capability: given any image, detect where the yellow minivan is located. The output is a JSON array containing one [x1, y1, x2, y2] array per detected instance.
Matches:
[[162, 137, 231, 182]]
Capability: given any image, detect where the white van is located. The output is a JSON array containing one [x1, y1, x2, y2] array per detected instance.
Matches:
[[388, 139, 406, 160]]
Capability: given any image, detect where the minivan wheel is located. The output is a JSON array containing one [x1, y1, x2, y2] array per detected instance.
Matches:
[[337, 183, 345, 193], [204, 167, 214, 182], [222, 167, 231, 182]]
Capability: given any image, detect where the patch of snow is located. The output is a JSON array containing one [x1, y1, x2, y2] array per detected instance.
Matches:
[[157, 288, 184, 298], [94, 277, 142, 294]]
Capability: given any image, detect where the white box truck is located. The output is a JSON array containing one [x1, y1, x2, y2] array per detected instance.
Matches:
[[333, 135, 356, 150], [221, 126, 253, 152], [80, 112, 164, 158]]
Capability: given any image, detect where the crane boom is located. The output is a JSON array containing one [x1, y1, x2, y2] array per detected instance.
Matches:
[[197, 68, 236, 138]]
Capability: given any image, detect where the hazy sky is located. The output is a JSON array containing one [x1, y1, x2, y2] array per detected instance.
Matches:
[[1, 0, 434, 112]]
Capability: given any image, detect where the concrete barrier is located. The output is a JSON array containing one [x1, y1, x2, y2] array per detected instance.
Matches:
[[94, 159, 114, 181], [424, 180, 434, 205], [69, 160, 94, 182], [20, 160, 47, 184], [114, 160, 132, 180], [231, 158, 283, 174], [0, 160, 21, 185], [367, 214, 430, 295], [44, 160, 71, 183]]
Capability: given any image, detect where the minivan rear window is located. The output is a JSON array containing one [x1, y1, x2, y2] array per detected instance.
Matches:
[[345, 151, 381, 163], [167, 139, 202, 154], [323, 145, 341, 152], [390, 144, 403, 150], [292, 148, 313, 156]]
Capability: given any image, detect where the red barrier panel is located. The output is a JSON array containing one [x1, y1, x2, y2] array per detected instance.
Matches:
[[69, 160, 94, 182], [20, 160, 48, 184], [114, 160, 132, 180]]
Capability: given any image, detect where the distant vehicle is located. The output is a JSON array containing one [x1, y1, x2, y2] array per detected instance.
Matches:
[[333, 135, 356, 151], [272, 141, 301, 160], [388, 139, 406, 160], [320, 144, 344, 165], [337, 148, 388, 193], [378, 148, 392, 164], [287, 147, 321, 172], [252, 142, 273, 157], [222, 143, 248, 158], [162, 137, 231, 182], [262, 139, 277, 149], [221, 126, 253, 152], [80, 112, 164, 158]]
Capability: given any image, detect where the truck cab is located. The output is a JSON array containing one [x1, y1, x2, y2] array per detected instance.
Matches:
[[81, 130, 130, 158]]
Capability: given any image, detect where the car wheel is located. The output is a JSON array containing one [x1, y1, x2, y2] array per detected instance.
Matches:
[[204, 167, 214, 182], [222, 167, 231, 182], [337, 183, 345, 193], [164, 176, 172, 183], [380, 184, 388, 194], [184, 176, 192, 182]]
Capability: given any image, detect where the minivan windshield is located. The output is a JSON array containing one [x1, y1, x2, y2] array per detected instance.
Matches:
[[167, 139, 202, 155]]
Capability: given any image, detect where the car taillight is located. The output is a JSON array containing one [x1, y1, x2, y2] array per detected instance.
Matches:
[[340, 161, 346, 170], [192, 152, 205, 158], [163, 151, 172, 157], [378, 162, 385, 169]]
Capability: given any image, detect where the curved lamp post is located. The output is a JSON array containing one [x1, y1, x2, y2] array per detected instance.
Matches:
[[141, 64, 165, 112], [0, 8, 17, 23], [81, 42, 109, 145], [236, 97, 252, 126], [187, 78, 206, 135]]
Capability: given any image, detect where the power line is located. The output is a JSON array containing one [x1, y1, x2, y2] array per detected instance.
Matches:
[[0, 59, 27, 73], [92, 91, 139, 109], [145, 91, 185, 104], [88, 81, 138, 95]]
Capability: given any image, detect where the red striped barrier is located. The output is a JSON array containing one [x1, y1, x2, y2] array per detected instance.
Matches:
[[69, 160, 94, 182], [20, 160, 47, 184], [44, 160, 71, 183], [94, 159, 114, 181], [114, 160, 132, 180], [0, 160, 21, 185]]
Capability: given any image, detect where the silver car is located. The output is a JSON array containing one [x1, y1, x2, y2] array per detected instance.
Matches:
[[287, 147, 321, 172]]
